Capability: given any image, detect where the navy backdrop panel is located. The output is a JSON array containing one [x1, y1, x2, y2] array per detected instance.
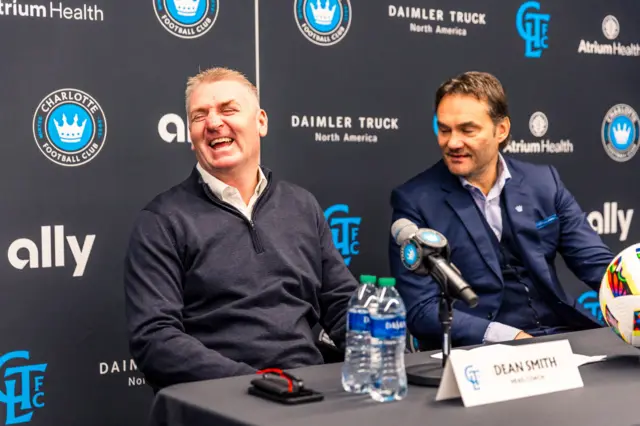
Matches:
[[0, 0, 638, 424], [0, 0, 255, 425], [261, 0, 640, 327]]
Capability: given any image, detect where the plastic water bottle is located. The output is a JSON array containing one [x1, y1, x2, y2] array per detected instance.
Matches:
[[370, 277, 408, 402], [342, 274, 378, 393]]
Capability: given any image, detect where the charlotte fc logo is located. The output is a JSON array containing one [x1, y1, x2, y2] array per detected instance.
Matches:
[[433, 114, 438, 136], [601, 103, 639, 162], [32, 89, 107, 167], [516, 1, 550, 58], [0, 351, 47, 425], [577, 291, 605, 325], [324, 204, 360, 266], [154, 0, 219, 39], [294, 0, 351, 46]]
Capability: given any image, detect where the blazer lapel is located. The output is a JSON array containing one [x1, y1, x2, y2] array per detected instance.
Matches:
[[443, 181, 502, 282]]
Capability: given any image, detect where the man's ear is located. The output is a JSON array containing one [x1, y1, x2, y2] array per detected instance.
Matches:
[[496, 117, 511, 144], [258, 109, 268, 137]]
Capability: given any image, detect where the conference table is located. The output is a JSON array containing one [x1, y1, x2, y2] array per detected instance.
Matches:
[[148, 328, 640, 426]]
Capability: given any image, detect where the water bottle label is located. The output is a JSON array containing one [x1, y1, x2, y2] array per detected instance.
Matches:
[[348, 311, 370, 332], [371, 317, 406, 339]]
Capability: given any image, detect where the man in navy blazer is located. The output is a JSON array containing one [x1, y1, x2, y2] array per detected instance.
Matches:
[[389, 71, 614, 347]]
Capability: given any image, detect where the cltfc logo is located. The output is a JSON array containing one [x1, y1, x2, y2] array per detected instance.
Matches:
[[0, 351, 47, 425], [294, 0, 351, 46], [516, 1, 550, 58], [32, 89, 107, 167], [432, 114, 438, 137], [154, 0, 219, 39], [464, 365, 480, 390], [324, 204, 360, 266], [601, 104, 639, 162], [577, 291, 605, 325]]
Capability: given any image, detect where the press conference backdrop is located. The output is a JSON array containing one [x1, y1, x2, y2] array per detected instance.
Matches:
[[0, 0, 638, 424]]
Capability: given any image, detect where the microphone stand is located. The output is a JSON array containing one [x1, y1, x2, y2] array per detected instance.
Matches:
[[405, 254, 456, 387], [438, 288, 454, 368]]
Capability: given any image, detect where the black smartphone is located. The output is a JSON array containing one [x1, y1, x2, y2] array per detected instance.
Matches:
[[248, 384, 324, 405]]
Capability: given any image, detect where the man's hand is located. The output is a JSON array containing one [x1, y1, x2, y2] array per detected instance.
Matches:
[[514, 331, 533, 340]]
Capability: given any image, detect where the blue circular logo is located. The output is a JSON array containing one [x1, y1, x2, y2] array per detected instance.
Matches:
[[154, 0, 218, 39], [47, 104, 93, 152], [294, 0, 351, 46], [33, 89, 107, 167], [602, 104, 639, 162], [421, 231, 441, 244], [402, 242, 419, 267]]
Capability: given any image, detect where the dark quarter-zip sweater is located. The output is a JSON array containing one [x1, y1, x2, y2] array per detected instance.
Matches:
[[124, 166, 357, 390]]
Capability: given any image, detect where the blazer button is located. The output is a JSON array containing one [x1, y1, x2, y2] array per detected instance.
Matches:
[[487, 313, 494, 320]]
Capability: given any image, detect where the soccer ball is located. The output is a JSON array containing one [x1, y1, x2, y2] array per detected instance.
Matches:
[[599, 243, 640, 346]]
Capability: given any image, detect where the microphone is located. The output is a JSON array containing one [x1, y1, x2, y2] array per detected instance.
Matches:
[[391, 218, 419, 245], [391, 218, 478, 308]]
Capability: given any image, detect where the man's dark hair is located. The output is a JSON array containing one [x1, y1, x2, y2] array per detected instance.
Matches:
[[435, 71, 511, 148]]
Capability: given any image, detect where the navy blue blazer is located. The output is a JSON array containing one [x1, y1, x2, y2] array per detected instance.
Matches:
[[389, 157, 614, 346]]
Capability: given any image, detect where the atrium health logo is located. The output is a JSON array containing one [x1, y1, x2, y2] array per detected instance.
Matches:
[[324, 204, 360, 266], [0, 351, 47, 425], [516, 1, 550, 58]]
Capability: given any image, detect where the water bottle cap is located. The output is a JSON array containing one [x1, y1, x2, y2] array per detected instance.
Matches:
[[378, 277, 396, 287], [359, 275, 377, 284]]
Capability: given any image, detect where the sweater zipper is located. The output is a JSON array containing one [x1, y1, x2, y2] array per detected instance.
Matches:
[[201, 179, 269, 254], [248, 178, 271, 253]]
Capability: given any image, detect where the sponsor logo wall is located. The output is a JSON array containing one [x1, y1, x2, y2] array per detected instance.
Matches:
[[1, 0, 639, 424], [0, 1, 255, 425]]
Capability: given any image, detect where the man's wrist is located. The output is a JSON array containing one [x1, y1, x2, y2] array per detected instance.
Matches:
[[483, 322, 522, 343]]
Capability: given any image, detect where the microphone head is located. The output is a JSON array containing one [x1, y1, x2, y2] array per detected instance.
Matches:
[[414, 228, 448, 249], [391, 218, 419, 245]]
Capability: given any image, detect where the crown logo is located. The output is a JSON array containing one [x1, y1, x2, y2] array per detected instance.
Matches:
[[174, 0, 199, 17], [53, 113, 87, 143], [310, 0, 336, 26], [613, 122, 631, 146]]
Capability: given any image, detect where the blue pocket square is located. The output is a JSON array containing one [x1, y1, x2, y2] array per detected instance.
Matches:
[[536, 214, 558, 229]]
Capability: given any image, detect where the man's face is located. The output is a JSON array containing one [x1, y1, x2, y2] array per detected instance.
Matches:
[[436, 94, 509, 180], [188, 80, 268, 176]]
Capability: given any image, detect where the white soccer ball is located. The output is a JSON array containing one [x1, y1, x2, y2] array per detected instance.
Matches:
[[599, 243, 640, 346]]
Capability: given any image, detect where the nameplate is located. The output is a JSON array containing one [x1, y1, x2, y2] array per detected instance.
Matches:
[[435, 340, 584, 407]]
